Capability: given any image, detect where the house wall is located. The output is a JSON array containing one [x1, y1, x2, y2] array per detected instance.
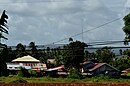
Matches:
[[93, 64, 119, 76], [7, 63, 47, 71]]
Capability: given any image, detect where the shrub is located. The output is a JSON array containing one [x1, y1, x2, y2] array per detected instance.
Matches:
[[67, 68, 81, 79], [17, 67, 30, 77], [46, 70, 57, 77], [28, 70, 37, 77]]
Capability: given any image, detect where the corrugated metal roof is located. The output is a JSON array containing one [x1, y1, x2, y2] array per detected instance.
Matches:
[[89, 63, 106, 71], [47, 65, 64, 71], [12, 55, 40, 62]]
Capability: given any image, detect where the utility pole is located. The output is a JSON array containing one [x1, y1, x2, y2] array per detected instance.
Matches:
[[81, 17, 84, 42]]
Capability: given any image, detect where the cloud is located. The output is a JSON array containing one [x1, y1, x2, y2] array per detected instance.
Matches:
[[0, 0, 127, 46]]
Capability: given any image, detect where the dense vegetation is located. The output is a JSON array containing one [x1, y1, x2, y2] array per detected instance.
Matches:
[[0, 41, 130, 77]]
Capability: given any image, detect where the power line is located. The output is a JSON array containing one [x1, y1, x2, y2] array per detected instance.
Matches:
[[87, 40, 124, 45], [50, 17, 122, 44]]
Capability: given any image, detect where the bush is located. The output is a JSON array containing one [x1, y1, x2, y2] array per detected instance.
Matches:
[[11, 78, 28, 83], [17, 67, 30, 77], [46, 70, 57, 77], [28, 70, 37, 77], [67, 69, 81, 79]]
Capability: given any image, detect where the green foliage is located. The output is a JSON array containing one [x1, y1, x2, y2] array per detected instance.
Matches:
[[2, 75, 130, 83], [123, 49, 130, 56], [113, 56, 130, 71], [17, 67, 30, 77], [28, 70, 37, 77], [91, 75, 111, 82], [0, 10, 9, 42], [127, 73, 130, 76], [123, 12, 130, 43], [16, 43, 27, 58], [39, 51, 48, 63], [16, 43, 26, 52], [95, 47, 115, 64], [29, 42, 37, 53], [0, 46, 9, 76], [62, 41, 85, 69], [11, 78, 28, 83], [67, 69, 81, 79], [29, 42, 40, 60], [46, 70, 57, 77], [53, 48, 63, 66]]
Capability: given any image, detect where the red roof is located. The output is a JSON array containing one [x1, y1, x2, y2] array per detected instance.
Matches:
[[89, 63, 106, 71], [47, 65, 65, 71]]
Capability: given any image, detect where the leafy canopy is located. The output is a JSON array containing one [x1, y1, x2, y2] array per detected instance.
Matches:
[[62, 41, 86, 69]]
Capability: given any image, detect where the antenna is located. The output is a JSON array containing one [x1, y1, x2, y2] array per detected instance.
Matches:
[[81, 17, 84, 42]]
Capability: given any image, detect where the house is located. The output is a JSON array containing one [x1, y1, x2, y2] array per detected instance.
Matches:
[[7, 55, 47, 72], [80, 61, 119, 77], [7, 63, 21, 70]]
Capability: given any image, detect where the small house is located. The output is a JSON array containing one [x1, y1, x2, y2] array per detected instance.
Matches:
[[7, 55, 47, 72], [81, 61, 119, 77]]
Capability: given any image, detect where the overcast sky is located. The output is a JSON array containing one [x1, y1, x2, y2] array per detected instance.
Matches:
[[0, 0, 130, 46]]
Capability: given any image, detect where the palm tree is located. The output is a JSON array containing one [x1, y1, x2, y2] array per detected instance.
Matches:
[[0, 10, 8, 46]]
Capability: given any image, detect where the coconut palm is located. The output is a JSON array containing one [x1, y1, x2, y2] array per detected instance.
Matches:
[[0, 10, 8, 46]]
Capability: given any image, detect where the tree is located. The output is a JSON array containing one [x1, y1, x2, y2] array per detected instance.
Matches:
[[6, 47, 16, 62], [53, 47, 63, 66], [67, 68, 81, 79], [0, 10, 9, 76], [113, 56, 130, 71], [0, 45, 9, 76], [122, 12, 130, 44], [0, 10, 8, 46], [62, 41, 86, 69], [46, 47, 51, 56], [69, 37, 73, 42], [29, 42, 38, 58], [95, 47, 115, 64], [16, 43, 26, 58], [119, 49, 123, 55], [29, 42, 37, 52]]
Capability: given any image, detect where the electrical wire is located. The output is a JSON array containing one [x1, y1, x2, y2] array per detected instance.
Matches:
[[87, 40, 125, 46], [50, 17, 122, 45]]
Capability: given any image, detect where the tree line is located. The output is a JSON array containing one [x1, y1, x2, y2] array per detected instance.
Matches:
[[1, 41, 130, 70]]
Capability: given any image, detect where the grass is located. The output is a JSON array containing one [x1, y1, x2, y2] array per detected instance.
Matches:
[[0, 75, 130, 83]]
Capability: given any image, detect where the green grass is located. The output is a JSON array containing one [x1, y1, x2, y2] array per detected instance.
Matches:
[[0, 75, 130, 83]]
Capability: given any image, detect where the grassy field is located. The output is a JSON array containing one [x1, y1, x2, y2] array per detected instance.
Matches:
[[0, 75, 130, 83]]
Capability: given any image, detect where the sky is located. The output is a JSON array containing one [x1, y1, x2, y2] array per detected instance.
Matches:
[[0, 0, 130, 46]]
